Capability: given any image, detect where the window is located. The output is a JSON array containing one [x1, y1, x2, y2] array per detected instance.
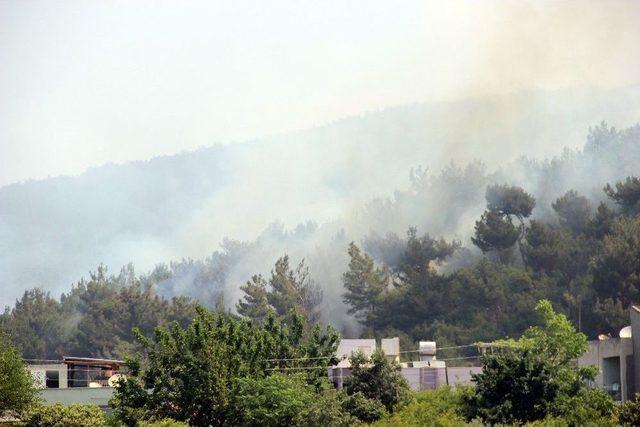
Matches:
[[45, 370, 59, 388]]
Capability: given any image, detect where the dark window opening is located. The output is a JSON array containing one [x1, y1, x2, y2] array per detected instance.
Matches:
[[45, 370, 59, 388]]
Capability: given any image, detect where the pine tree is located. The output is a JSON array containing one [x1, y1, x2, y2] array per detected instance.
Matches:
[[342, 243, 388, 331], [237, 275, 271, 323]]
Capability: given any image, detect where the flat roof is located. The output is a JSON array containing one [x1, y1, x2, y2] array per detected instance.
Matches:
[[63, 356, 125, 366]]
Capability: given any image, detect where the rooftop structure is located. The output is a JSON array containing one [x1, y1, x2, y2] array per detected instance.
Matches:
[[329, 337, 481, 390]]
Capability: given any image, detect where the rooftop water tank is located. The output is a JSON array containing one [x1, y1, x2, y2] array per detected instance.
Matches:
[[620, 325, 632, 338]]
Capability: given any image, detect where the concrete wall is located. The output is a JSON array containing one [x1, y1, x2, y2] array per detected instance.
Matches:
[[578, 337, 634, 401], [630, 306, 640, 398], [28, 364, 68, 389], [447, 366, 482, 386], [329, 365, 481, 391], [39, 387, 114, 407]]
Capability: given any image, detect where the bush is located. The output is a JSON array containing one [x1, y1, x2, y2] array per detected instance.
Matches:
[[304, 386, 354, 427], [617, 393, 640, 426], [372, 387, 469, 427], [22, 403, 106, 427], [552, 386, 615, 426], [341, 392, 387, 423], [228, 373, 348, 427], [344, 349, 411, 413], [137, 419, 189, 427], [463, 348, 559, 424]]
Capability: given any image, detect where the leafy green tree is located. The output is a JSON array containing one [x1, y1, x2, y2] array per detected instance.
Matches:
[[604, 176, 640, 216], [0, 340, 39, 416], [344, 349, 410, 414], [464, 348, 558, 424], [342, 243, 389, 331], [110, 306, 339, 426], [463, 300, 614, 424]]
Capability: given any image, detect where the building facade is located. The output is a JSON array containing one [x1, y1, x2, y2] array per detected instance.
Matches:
[[578, 305, 640, 402], [328, 337, 481, 391], [26, 356, 125, 407]]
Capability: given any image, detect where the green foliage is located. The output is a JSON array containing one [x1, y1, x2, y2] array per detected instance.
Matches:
[[1, 264, 197, 359], [552, 190, 592, 233], [463, 300, 614, 425], [238, 256, 322, 326], [373, 387, 469, 427], [136, 420, 189, 427], [592, 216, 640, 309], [486, 184, 536, 220], [472, 209, 520, 256], [617, 393, 640, 426], [464, 348, 558, 424], [22, 403, 106, 427], [344, 349, 410, 414], [228, 373, 317, 426], [109, 306, 339, 426], [604, 176, 640, 216], [228, 373, 349, 427], [473, 184, 535, 262], [236, 275, 271, 323], [341, 392, 387, 423], [552, 386, 615, 426], [342, 243, 389, 331], [0, 340, 39, 415]]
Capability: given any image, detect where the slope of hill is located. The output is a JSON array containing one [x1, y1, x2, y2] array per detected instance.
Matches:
[[2, 85, 640, 309]]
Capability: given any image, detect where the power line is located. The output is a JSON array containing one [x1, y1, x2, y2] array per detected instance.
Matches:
[[265, 355, 339, 362]]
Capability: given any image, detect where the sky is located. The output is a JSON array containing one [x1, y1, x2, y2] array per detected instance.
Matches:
[[1, 0, 640, 186]]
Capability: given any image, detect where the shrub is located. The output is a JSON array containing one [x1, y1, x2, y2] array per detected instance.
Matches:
[[137, 419, 189, 427], [22, 403, 106, 427], [372, 387, 469, 427], [305, 386, 354, 427], [617, 393, 640, 426], [341, 392, 387, 423], [228, 373, 348, 427], [344, 349, 411, 413], [552, 386, 615, 426]]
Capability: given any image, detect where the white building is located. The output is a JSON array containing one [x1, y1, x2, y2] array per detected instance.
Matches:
[[329, 337, 481, 390], [578, 305, 640, 402]]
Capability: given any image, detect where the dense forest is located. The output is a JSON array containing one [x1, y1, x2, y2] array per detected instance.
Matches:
[[3, 122, 640, 361]]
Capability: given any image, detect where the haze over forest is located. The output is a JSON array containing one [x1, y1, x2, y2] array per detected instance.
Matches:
[[3, 86, 640, 324]]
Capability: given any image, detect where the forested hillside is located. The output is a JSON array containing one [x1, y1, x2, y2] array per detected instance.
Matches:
[[3, 121, 640, 360], [2, 87, 640, 313]]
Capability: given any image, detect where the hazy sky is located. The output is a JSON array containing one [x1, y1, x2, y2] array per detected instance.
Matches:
[[1, 0, 640, 186]]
